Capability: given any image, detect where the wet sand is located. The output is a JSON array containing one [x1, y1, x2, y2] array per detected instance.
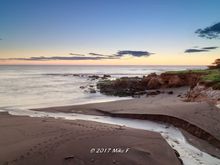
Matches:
[[35, 87, 220, 158], [0, 112, 181, 165]]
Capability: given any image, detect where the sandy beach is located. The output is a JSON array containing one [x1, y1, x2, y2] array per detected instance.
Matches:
[[35, 87, 220, 158], [0, 112, 182, 165]]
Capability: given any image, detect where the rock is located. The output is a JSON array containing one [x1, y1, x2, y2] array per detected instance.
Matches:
[[102, 74, 111, 79], [146, 90, 161, 96], [73, 74, 80, 77], [134, 91, 147, 95], [186, 84, 220, 103], [89, 88, 96, 93], [167, 75, 184, 87], [147, 77, 162, 89], [96, 71, 210, 98], [167, 91, 173, 95], [160, 72, 203, 88], [89, 75, 100, 80], [97, 77, 143, 96], [80, 86, 86, 89], [147, 72, 157, 77]]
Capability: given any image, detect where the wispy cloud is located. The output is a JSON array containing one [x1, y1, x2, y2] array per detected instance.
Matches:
[[116, 50, 153, 57], [69, 53, 86, 56], [202, 46, 218, 50], [89, 50, 153, 58], [88, 53, 117, 59], [1, 56, 113, 61], [184, 46, 218, 53], [195, 22, 220, 39], [184, 49, 209, 53], [0, 50, 154, 61], [88, 53, 107, 57]]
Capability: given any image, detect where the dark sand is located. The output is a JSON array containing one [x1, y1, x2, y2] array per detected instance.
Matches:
[[35, 87, 220, 158], [0, 112, 181, 165]]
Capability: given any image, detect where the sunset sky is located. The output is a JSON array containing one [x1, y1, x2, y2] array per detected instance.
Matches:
[[0, 0, 220, 65]]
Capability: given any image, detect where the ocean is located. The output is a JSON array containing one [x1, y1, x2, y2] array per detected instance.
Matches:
[[0, 65, 205, 110]]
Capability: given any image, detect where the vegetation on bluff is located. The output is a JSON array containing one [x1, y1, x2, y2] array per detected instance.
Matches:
[[165, 59, 220, 89]]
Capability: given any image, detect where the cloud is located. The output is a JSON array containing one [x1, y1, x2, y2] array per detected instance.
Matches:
[[0, 50, 153, 61], [89, 53, 107, 57], [116, 50, 153, 57], [184, 49, 209, 53], [184, 46, 218, 53], [195, 22, 220, 39], [88, 51, 153, 58], [202, 46, 218, 50], [69, 53, 86, 56], [1, 56, 117, 61]]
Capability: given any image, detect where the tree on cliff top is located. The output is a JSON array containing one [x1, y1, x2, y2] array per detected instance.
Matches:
[[212, 59, 220, 68], [208, 59, 220, 69]]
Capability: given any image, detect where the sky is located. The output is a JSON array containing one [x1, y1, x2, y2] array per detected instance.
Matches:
[[0, 0, 220, 65]]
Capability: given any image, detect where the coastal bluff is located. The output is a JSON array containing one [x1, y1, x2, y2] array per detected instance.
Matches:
[[97, 70, 220, 104]]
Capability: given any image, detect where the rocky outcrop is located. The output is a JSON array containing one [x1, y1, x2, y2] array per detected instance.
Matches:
[[147, 77, 162, 89], [186, 84, 220, 104], [97, 77, 144, 96], [160, 72, 202, 88], [78, 74, 111, 94], [102, 74, 111, 79], [167, 75, 184, 87], [97, 72, 203, 96], [97, 71, 220, 103], [88, 74, 111, 80], [88, 75, 100, 80]]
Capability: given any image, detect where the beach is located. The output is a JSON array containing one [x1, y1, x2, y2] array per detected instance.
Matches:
[[33, 87, 220, 163], [1, 87, 220, 164], [1, 65, 220, 165], [0, 112, 181, 165]]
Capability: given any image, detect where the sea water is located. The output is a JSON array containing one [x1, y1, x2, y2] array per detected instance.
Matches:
[[0, 65, 205, 109]]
